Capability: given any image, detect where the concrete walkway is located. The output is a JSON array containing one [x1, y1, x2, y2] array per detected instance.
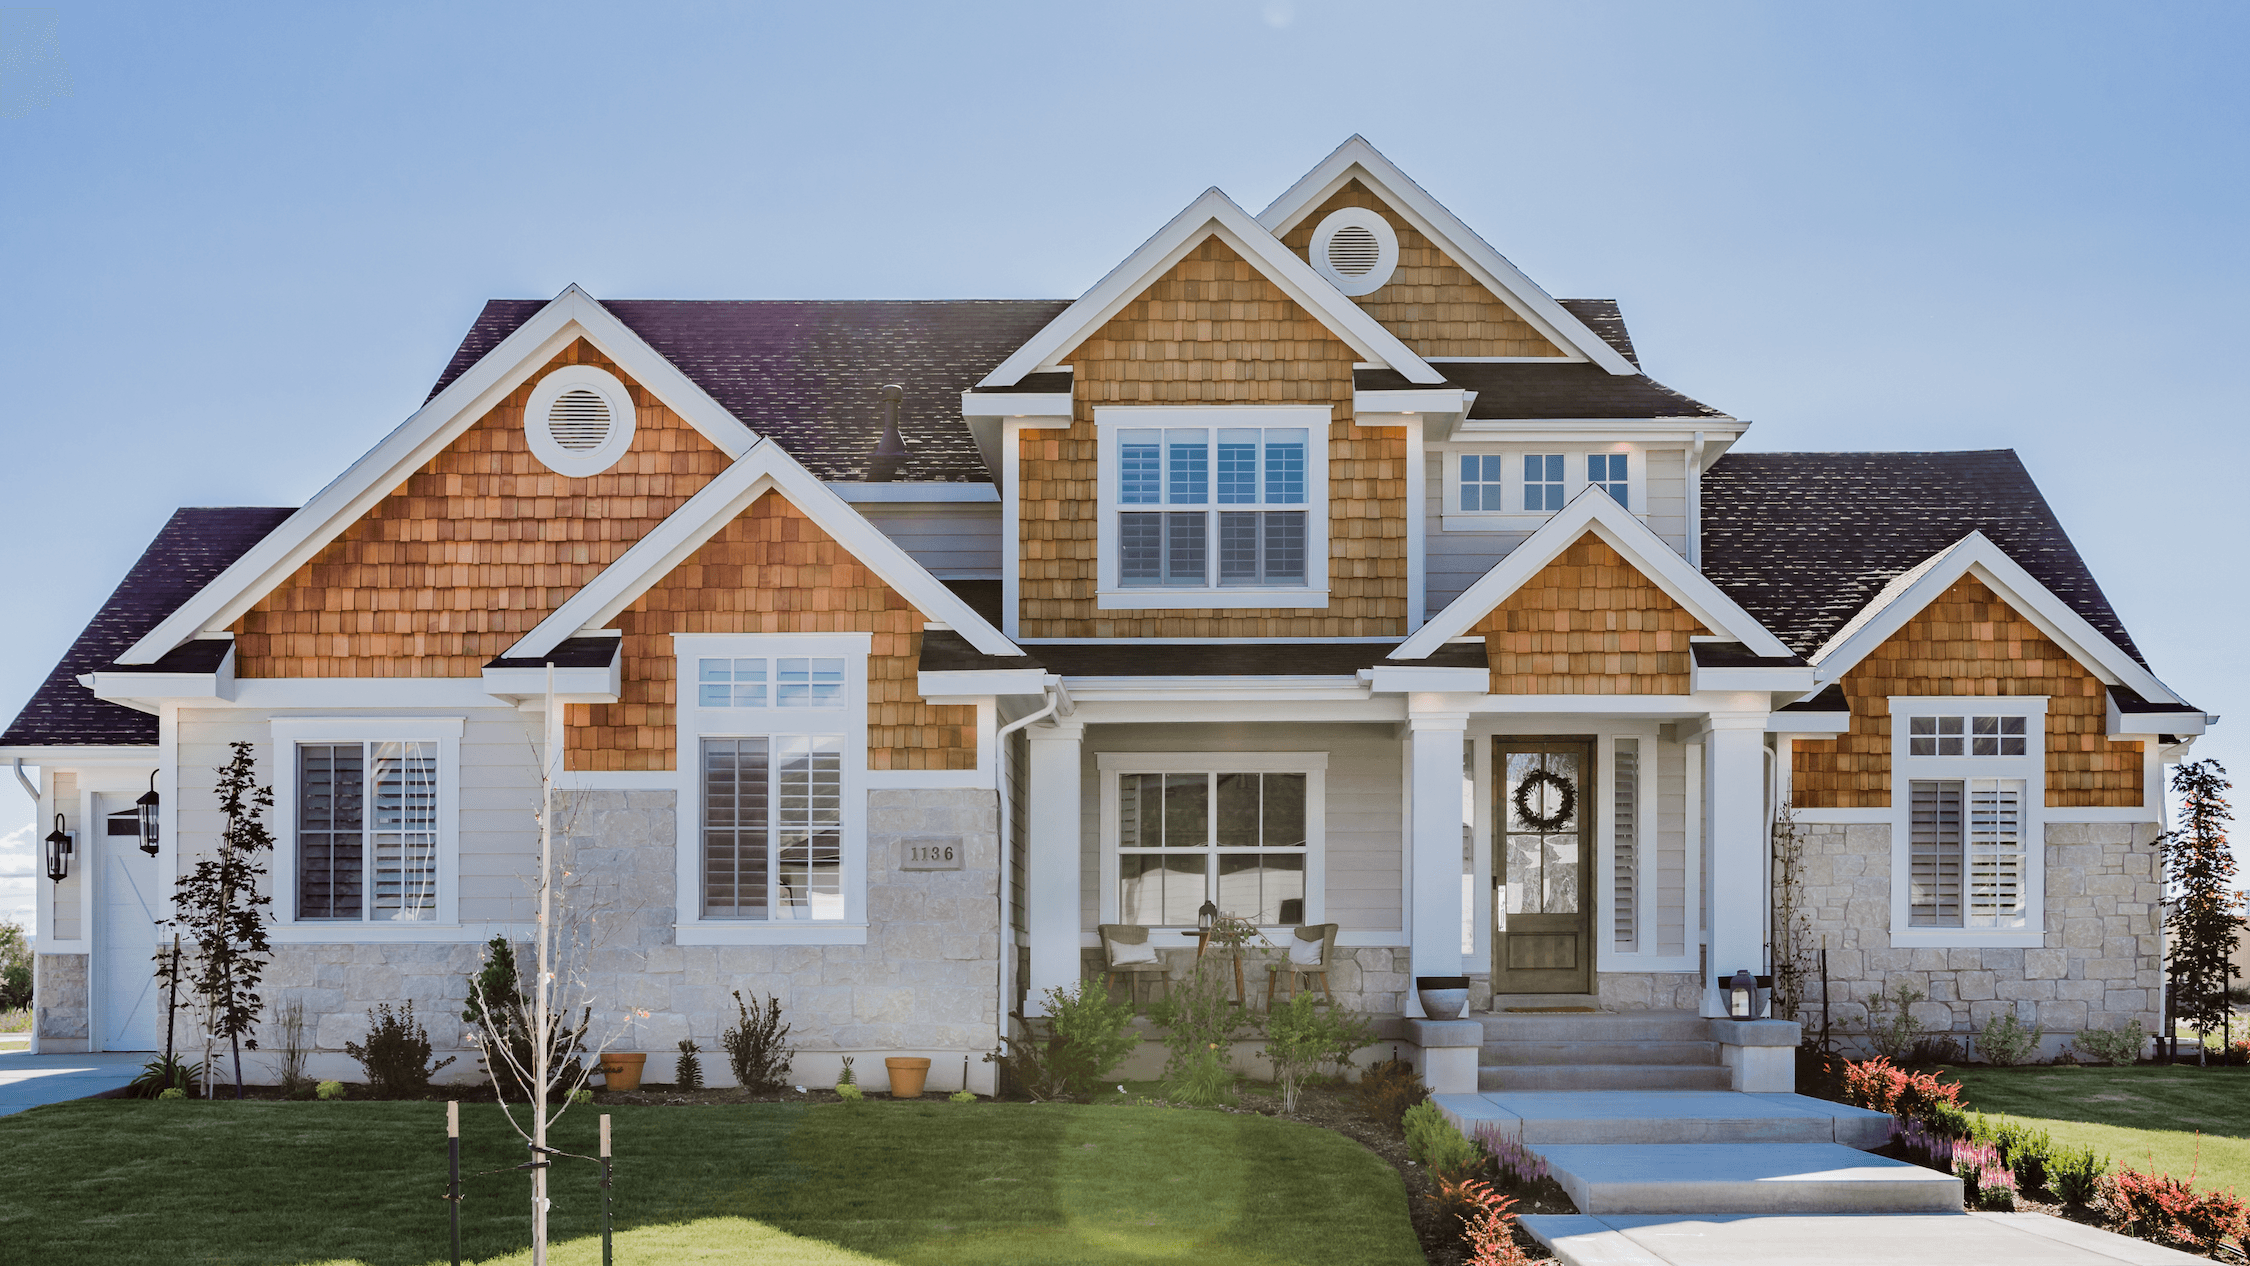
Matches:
[[1519, 1212, 2209, 1265], [0, 1051, 146, 1117]]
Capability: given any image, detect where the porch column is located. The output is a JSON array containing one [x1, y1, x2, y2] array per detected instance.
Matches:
[[1407, 700, 1469, 1014], [1704, 711, 1769, 1017], [1023, 720, 1085, 1016]]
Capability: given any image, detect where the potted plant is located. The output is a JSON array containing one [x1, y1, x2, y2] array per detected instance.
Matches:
[[597, 1012, 648, 1092], [886, 1055, 932, 1098]]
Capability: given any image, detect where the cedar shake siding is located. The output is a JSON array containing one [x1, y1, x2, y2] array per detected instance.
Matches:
[[233, 340, 730, 677], [1470, 533, 1707, 695], [567, 490, 976, 773], [1019, 235, 1408, 639], [1792, 576, 2144, 810]]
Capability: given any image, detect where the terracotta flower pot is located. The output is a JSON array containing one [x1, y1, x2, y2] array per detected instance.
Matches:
[[885, 1057, 932, 1099], [597, 1052, 647, 1092]]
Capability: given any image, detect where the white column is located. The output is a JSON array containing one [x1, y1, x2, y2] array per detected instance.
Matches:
[[1023, 720, 1085, 1016], [1407, 701, 1469, 1013], [1704, 712, 1769, 1017]]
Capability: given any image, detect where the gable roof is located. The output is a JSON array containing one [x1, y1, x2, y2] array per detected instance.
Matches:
[[1257, 136, 1639, 376], [1396, 486, 1791, 660], [977, 187, 1445, 388], [433, 298, 1070, 483], [1700, 450, 2147, 665], [1, 507, 293, 750]]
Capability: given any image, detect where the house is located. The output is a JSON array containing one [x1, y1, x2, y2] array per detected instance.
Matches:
[[2, 137, 2212, 1088]]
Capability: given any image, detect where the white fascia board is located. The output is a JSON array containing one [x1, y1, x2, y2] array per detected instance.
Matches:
[[480, 663, 621, 704], [0, 745, 159, 763], [1363, 665, 1489, 694], [1809, 531, 2181, 704], [83, 673, 228, 706], [978, 187, 1443, 387], [961, 392, 1073, 419], [917, 668, 1050, 699], [1395, 486, 1791, 660], [119, 286, 758, 664], [505, 439, 1024, 659], [1455, 418, 1745, 438], [1691, 664, 1816, 693], [1256, 136, 1638, 377], [1356, 389, 1473, 415], [1768, 711, 1852, 736], [2105, 693, 2210, 737], [826, 482, 1000, 503]]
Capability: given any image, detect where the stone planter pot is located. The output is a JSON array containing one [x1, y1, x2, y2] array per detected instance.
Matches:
[[597, 1052, 647, 1092], [886, 1057, 932, 1099], [1416, 976, 1471, 1021]]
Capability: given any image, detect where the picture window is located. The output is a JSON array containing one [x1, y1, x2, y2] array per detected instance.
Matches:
[[1115, 770, 1310, 927], [1116, 427, 1310, 589]]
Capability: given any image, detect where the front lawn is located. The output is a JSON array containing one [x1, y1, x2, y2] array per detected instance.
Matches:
[[0, 1097, 1424, 1266], [1948, 1063, 2250, 1195]]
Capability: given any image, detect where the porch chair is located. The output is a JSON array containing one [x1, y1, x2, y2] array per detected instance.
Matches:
[[1096, 923, 1168, 1007], [1264, 923, 1339, 1007]]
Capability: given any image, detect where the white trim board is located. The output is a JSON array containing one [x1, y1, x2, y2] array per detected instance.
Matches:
[[122, 286, 758, 664], [977, 186, 1443, 388], [1393, 485, 1791, 659], [1255, 136, 1638, 377]]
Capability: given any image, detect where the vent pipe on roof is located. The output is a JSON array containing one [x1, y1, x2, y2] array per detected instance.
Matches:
[[868, 383, 908, 482]]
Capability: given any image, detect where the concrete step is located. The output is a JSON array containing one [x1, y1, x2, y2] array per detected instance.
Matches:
[[1520, 1213, 2213, 1266], [1481, 1039, 1720, 1066], [1476, 1010, 1712, 1043], [1481, 1063, 1732, 1092], [1533, 1143, 1963, 1215], [1474, 1090, 1879, 1146]]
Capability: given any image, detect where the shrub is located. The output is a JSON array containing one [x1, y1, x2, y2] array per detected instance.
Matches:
[[460, 937, 587, 1102], [1841, 1056, 1964, 1124], [1403, 1101, 1482, 1173], [1977, 1165, 2019, 1211], [569, 1087, 593, 1105], [1953, 1139, 2001, 1202], [1261, 991, 1376, 1113], [1354, 1055, 1428, 1129], [2053, 1145, 2108, 1206], [1977, 1012, 2043, 1066], [129, 1054, 203, 1099], [721, 990, 794, 1094], [1167, 1045, 1238, 1106], [2102, 1164, 2250, 1255], [836, 1055, 856, 1088], [343, 1002, 456, 1098], [1470, 1123, 1552, 1190], [987, 979, 1142, 1102], [1892, 1116, 1956, 1172], [0, 920, 33, 1011], [1148, 958, 1251, 1085], [1985, 1119, 2053, 1194], [1428, 1178, 1533, 1266], [271, 998, 312, 1098], [949, 1089, 976, 1104], [674, 1039, 704, 1092], [315, 1080, 345, 1100], [1864, 982, 1928, 1060], [2073, 1021, 2146, 1067], [836, 1083, 864, 1103]]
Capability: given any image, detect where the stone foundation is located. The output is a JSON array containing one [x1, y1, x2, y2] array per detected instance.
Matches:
[[33, 953, 88, 1051], [1794, 818, 2163, 1058], [1077, 944, 1411, 1015]]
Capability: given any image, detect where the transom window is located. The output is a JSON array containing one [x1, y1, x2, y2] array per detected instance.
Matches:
[[1909, 715, 2029, 757], [1116, 770, 1309, 926], [698, 657, 844, 708], [1524, 454, 1566, 512], [1908, 778, 2027, 928], [1117, 427, 1310, 588], [296, 742, 439, 922]]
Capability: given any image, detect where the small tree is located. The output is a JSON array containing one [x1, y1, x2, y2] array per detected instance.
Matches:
[[165, 741, 275, 1098], [2162, 760, 2239, 1064], [0, 920, 32, 1010]]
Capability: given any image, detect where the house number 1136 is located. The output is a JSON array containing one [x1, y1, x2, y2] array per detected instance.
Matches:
[[900, 837, 964, 871]]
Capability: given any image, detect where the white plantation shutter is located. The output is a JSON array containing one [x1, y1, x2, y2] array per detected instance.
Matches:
[[1613, 739, 1639, 950], [1909, 780, 1964, 927], [1967, 779, 2028, 928], [368, 741, 440, 920]]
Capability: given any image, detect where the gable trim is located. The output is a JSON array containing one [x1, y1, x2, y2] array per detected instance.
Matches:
[[977, 187, 1444, 388], [1257, 136, 1639, 377], [1394, 487, 1791, 660], [1808, 531, 2182, 705], [118, 286, 759, 665], [506, 438, 1023, 659]]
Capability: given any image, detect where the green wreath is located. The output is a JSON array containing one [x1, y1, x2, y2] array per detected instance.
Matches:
[[1512, 768, 1576, 831]]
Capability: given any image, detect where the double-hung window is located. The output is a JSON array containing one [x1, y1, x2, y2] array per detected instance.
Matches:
[[1097, 407, 1329, 608], [1890, 698, 2044, 946], [272, 717, 462, 933], [1099, 753, 1326, 929], [675, 634, 870, 944]]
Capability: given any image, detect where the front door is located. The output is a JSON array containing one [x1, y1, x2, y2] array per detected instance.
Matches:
[[1493, 740, 1594, 994]]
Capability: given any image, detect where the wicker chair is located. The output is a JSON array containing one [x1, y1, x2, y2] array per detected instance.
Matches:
[[1096, 923, 1169, 1006], [1264, 923, 1340, 1006]]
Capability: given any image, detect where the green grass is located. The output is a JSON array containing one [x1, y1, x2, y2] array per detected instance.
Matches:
[[0, 1097, 1422, 1266], [1948, 1064, 2250, 1195]]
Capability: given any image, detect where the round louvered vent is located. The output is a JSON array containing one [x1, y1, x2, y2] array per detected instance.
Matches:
[[1308, 208, 1399, 296], [1326, 224, 1382, 277], [547, 388, 612, 451]]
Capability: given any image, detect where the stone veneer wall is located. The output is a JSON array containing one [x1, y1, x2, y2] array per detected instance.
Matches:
[[1794, 819, 2162, 1058], [1463, 971, 1702, 1012], [1077, 946, 1411, 1015], [34, 953, 89, 1051], [246, 787, 1004, 1092]]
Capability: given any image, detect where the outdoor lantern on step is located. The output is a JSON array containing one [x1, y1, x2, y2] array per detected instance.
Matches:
[[1198, 899, 1217, 934], [44, 813, 72, 884], [1727, 969, 1755, 1020], [136, 770, 160, 856]]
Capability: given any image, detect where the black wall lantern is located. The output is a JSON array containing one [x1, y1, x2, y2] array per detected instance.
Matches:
[[136, 771, 161, 856], [43, 813, 72, 884]]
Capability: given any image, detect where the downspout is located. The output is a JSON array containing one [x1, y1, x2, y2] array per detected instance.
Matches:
[[993, 678, 1062, 1060], [13, 760, 37, 1056], [1687, 431, 1706, 568], [12, 758, 35, 804]]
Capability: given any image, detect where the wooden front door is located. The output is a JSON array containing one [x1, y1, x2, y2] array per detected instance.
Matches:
[[1494, 740, 1594, 994]]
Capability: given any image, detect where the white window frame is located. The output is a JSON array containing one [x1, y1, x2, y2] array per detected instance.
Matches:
[[1096, 751, 1328, 936], [269, 716, 464, 941], [1887, 695, 2047, 948], [1093, 406, 1332, 609], [673, 632, 871, 946], [1440, 443, 1645, 528]]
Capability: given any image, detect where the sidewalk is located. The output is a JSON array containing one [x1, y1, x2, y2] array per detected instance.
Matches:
[[0, 1050, 146, 1117]]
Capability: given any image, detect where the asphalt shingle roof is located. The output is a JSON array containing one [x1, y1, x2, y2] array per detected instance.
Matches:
[[2, 508, 296, 748], [431, 299, 1073, 483], [1700, 450, 2146, 666]]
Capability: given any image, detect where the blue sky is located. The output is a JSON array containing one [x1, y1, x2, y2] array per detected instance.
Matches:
[[2, 2, 2244, 927]]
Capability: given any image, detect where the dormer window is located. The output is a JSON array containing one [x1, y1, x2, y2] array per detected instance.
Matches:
[[1445, 445, 1641, 521], [1095, 407, 1331, 609]]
